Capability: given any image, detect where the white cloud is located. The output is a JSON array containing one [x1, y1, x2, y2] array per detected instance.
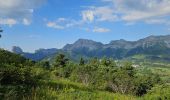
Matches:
[[82, 10, 94, 22], [81, 6, 118, 22], [93, 27, 111, 33], [46, 18, 84, 30], [111, 0, 170, 22], [47, 22, 64, 29], [94, 6, 118, 22], [0, 18, 17, 26], [45, 18, 112, 33], [83, 0, 170, 24], [23, 18, 31, 25], [47, 0, 170, 31], [0, 0, 46, 26]]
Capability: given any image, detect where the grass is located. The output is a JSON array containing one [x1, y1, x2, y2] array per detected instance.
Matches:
[[3, 65, 170, 100], [23, 79, 139, 100], [143, 85, 170, 100], [26, 61, 170, 100], [4, 74, 170, 100]]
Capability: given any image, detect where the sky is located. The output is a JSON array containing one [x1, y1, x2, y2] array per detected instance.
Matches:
[[0, 0, 170, 52]]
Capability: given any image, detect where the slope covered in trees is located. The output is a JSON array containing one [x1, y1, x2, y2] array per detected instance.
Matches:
[[0, 49, 170, 100]]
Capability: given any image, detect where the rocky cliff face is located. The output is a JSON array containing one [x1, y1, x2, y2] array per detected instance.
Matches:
[[12, 46, 23, 54], [12, 47, 58, 61]]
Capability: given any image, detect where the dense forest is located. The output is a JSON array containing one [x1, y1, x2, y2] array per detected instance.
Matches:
[[0, 49, 170, 100]]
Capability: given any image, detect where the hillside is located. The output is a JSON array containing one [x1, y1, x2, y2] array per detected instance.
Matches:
[[12, 35, 170, 62], [0, 49, 34, 66], [1, 49, 170, 100]]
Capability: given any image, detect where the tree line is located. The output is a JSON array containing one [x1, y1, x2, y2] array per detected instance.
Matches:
[[0, 50, 168, 99]]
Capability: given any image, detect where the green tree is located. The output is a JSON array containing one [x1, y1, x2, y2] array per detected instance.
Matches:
[[108, 69, 134, 94], [37, 61, 51, 70], [73, 63, 98, 86], [107, 62, 135, 94], [134, 74, 161, 96], [122, 62, 135, 77], [79, 57, 85, 65], [101, 57, 111, 66], [54, 54, 69, 68]]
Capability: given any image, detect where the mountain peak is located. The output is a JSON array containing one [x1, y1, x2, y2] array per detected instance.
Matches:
[[11, 35, 170, 61], [12, 46, 23, 54], [63, 39, 103, 51], [110, 39, 129, 44], [75, 39, 100, 44]]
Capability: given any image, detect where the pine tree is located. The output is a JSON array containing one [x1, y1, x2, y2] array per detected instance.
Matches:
[[54, 53, 69, 68], [79, 57, 85, 65]]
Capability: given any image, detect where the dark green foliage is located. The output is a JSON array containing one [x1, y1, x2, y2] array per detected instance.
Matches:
[[0, 65, 35, 86], [144, 85, 170, 100], [52, 54, 73, 78], [133, 72, 161, 96], [106, 62, 135, 94], [0, 50, 48, 99], [79, 57, 85, 65], [54, 53, 69, 68], [36, 61, 51, 69], [0, 50, 166, 99], [134, 76, 154, 96], [101, 57, 113, 66], [122, 62, 135, 77], [59, 62, 76, 78], [74, 64, 98, 86], [0, 49, 34, 66]]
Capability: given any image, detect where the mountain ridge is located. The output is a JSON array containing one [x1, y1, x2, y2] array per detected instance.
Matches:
[[12, 35, 170, 61]]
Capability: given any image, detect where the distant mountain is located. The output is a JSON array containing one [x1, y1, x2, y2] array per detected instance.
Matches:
[[12, 46, 59, 61], [63, 39, 103, 51], [12, 35, 170, 62], [12, 46, 23, 54]]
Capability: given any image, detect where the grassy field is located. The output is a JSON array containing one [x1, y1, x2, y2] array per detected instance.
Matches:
[[23, 79, 139, 100], [25, 78, 170, 100]]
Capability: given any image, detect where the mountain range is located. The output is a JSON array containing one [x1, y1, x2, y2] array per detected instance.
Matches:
[[12, 35, 170, 62]]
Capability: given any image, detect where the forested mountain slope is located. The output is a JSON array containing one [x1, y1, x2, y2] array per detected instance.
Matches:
[[12, 35, 170, 62]]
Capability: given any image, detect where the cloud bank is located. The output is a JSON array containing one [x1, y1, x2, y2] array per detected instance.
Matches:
[[46, 0, 170, 33], [0, 0, 46, 26], [82, 0, 170, 24]]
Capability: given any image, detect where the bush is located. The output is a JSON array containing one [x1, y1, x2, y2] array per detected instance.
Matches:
[[144, 85, 170, 100]]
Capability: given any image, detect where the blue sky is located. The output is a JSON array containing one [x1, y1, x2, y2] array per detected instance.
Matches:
[[0, 0, 170, 52]]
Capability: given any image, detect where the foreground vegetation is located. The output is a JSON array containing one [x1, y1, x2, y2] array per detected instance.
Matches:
[[0, 49, 170, 100]]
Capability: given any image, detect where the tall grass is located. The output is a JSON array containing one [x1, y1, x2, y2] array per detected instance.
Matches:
[[23, 79, 138, 100]]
